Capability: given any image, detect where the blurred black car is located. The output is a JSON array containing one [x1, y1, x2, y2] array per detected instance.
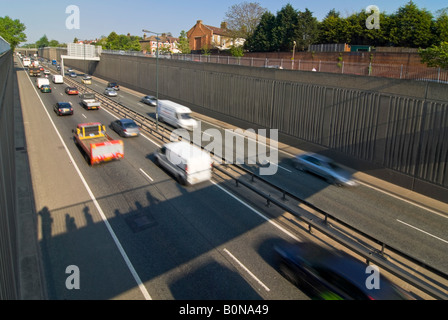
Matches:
[[54, 102, 73, 116], [107, 82, 120, 90], [274, 241, 411, 300]]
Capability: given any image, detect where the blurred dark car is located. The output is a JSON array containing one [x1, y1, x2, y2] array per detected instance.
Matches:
[[107, 82, 120, 90], [69, 71, 77, 78], [293, 153, 357, 186], [274, 241, 412, 300], [40, 84, 51, 93], [110, 119, 140, 137], [141, 95, 157, 106], [53, 102, 73, 116]]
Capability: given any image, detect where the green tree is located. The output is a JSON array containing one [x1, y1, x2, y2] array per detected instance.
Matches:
[[229, 45, 244, 57], [245, 11, 276, 51], [177, 30, 190, 54], [272, 4, 299, 51], [296, 8, 319, 51], [318, 10, 351, 44], [0, 16, 26, 50], [419, 42, 448, 68], [35, 34, 49, 48], [388, 1, 435, 48], [434, 9, 448, 44]]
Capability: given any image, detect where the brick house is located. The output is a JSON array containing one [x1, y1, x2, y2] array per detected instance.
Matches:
[[140, 33, 180, 55], [187, 20, 243, 53]]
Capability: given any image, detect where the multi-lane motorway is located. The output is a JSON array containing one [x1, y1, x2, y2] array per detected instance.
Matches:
[[15, 56, 448, 300]]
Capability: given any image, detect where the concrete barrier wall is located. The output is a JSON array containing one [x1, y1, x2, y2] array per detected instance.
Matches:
[[56, 50, 447, 200], [0, 50, 19, 299]]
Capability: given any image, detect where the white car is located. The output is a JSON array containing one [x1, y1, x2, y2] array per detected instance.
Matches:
[[44, 69, 51, 75], [104, 88, 117, 97], [293, 153, 358, 187]]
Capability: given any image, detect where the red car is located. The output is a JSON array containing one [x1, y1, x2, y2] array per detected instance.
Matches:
[[65, 86, 79, 95]]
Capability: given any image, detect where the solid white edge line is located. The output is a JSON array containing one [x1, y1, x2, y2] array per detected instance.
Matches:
[[397, 220, 448, 244], [223, 248, 270, 292], [139, 168, 154, 182], [21, 60, 152, 300]]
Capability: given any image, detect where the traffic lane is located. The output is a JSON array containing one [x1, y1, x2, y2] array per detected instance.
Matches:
[[69, 116, 308, 299], [17, 60, 148, 300], [31, 81, 296, 300], [257, 165, 448, 273], [45, 89, 312, 300]]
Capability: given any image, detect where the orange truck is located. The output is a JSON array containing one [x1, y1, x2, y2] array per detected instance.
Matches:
[[74, 122, 124, 165]]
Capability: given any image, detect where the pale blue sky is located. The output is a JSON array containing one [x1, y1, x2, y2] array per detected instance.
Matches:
[[2, 0, 446, 44]]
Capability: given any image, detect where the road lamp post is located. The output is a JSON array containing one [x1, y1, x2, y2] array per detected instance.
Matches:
[[292, 41, 296, 70], [142, 29, 163, 131]]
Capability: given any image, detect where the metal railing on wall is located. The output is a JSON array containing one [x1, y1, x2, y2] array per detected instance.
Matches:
[[103, 49, 448, 84]]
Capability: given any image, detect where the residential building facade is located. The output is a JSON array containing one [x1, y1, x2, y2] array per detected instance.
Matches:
[[187, 20, 241, 52], [140, 33, 180, 55]]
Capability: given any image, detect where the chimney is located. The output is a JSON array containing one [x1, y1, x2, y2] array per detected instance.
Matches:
[[197, 20, 203, 25]]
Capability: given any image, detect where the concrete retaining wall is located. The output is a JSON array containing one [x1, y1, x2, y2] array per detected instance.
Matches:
[[46, 49, 447, 201]]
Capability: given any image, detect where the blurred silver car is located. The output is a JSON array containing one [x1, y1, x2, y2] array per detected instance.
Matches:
[[110, 119, 140, 137], [104, 88, 117, 97], [293, 153, 357, 186], [141, 95, 157, 106]]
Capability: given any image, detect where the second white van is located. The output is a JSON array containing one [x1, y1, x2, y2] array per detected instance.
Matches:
[[157, 100, 198, 131], [52, 74, 63, 84], [36, 77, 50, 89], [154, 141, 212, 185]]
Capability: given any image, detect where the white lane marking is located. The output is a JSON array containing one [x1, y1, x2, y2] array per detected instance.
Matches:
[[21, 60, 152, 300], [82, 114, 87, 118], [139, 168, 154, 182], [223, 248, 270, 292], [397, 220, 448, 244], [210, 181, 301, 242], [359, 181, 448, 219]]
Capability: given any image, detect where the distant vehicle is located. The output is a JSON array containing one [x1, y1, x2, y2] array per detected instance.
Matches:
[[274, 241, 412, 300], [265, 65, 283, 69], [67, 68, 73, 73], [81, 75, 92, 84], [110, 119, 140, 138], [154, 141, 212, 186], [56, 65, 61, 71], [141, 95, 157, 106], [157, 100, 198, 131], [29, 67, 41, 77], [69, 72, 77, 78], [104, 88, 117, 97], [36, 77, 50, 89], [54, 102, 73, 116], [52, 74, 63, 84], [52, 59, 57, 65], [65, 87, 79, 95], [80, 93, 101, 110], [23, 57, 31, 67], [40, 85, 52, 93], [107, 82, 119, 90], [39, 66, 44, 71], [44, 69, 51, 75], [74, 122, 124, 165], [292, 153, 357, 187]]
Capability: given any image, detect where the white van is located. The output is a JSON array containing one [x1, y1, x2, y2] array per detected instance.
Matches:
[[154, 141, 212, 185], [52, 74, 63, 84], [157, 100, 198, 131], [36, 77, 50, 88]]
